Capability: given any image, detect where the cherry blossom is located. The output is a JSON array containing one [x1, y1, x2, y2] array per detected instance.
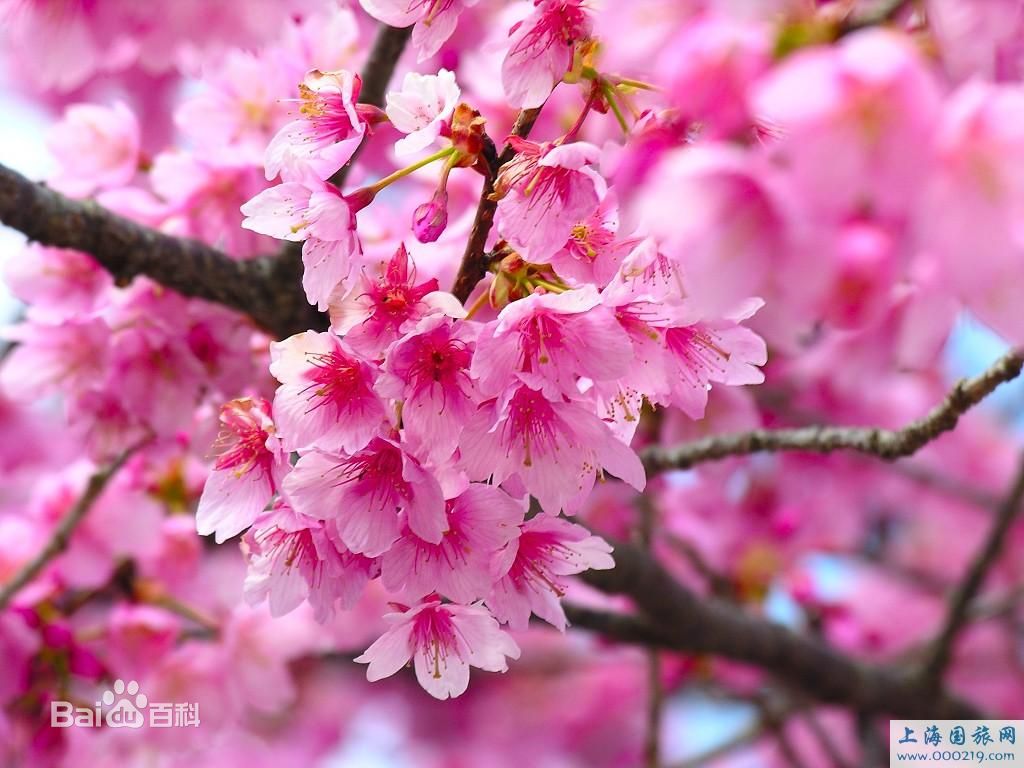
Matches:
[[501, 0, 592, 109], [494, 138, 606, 262], [196, 397, 288, 543], [268, 330, 388, 454], [355, 600, 520, 699], [386, 68, 461, 156], [284, 438, 447, 557], [487, 515, 613, 630]]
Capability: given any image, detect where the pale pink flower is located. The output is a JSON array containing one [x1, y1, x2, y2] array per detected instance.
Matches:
[[150, 149, 277, 260], [628, 145, 785, 317], [381, 484, 525, 602], [265, 69, 369, 182], [0, 317, 110, 401], [471, 285, 633, 400], [328, 244, 464, 358], [46, 101, 140, 197], [752, 29, 941, 220], [488, 515, 614, 631], [501, 0, 592, 108], [284, 438, 447, 557], [495, 139, 606, 262], [386, 68, 461, 156], [917, 81, 1024, 343], [174, 49, 295, 152], [243, 501, 379, 622], [196, 397, 288, 543], [459, 384, 646, 514], [359, 0, 479, 61], [355, 600, 520, 699], [269, 330, 387, 454], [4, 245, 111, 322], [377, 315, 479, 463], [241, 174, 366, 309], [659, 17, 770, 139]]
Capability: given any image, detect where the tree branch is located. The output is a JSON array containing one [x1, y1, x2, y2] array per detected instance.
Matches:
[[920, 449, 1024, 683], [643, 350, 1024, 473], [0, 449, 136, 611], [0, 162, 326, 339], [576, 540, 981, 719], [451, 107, 541, 303]]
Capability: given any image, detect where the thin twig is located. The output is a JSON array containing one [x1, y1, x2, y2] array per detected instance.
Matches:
[[0, 449, 137, 610], [920, 450, 1024, 683], [643, 350, 1024, 473], [451, 107, 541, 303]]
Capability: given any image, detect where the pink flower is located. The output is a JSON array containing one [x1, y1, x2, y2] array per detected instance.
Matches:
[[150, 149, 277, 259], [269, 330, 388, 454], [488, 515, 613, 631], [196, 397, 288, 543], [658, 299, 769, 419], [241, 174, 366, 310], [917, 82, 1024, 343], [355, 600, 520, 699], [328, 244, 464, 358], [46, 101, 140, 197], [4, 245, 111, 322], [548, 194, 629, 288], [265, 69, 369, 182], [501, 0, 592, 108], [359, 0, 479, 61], [628, 145, 785, 317], [284, 438, 447, 557], [0, 317, 110, 401], [381, 484, 525, 602], [472, 285, 633, 400], [658, 17, 770, 140], [378, 315, 479, 463], [459, 384, 646, 514], [752, 29, 941, 220], [386, 68, 461, 156], [494, 139, 606, 262], [243, 502, 380, 622]]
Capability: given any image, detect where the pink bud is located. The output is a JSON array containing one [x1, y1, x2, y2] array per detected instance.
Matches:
[[412, 190, 448, 243]]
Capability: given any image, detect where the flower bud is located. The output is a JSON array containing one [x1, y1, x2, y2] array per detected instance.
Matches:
[[412, 190, 448, 243]]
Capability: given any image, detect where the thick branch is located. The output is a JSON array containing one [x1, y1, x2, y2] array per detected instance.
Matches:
[[643, 350, 1024, 473], [577, 540, 981, 719], [921, 450, 1024, 683], [0, 449, 135, 611], [451, 107, 541, 303], [0, 162, 325, 339]]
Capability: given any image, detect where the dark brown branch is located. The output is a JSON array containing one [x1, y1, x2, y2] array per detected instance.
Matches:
[[920, 450, 1024, 683], [451, 107, 541, 303], [0, 162, 326, 339], [0, 448, 136, 610], [643, 350, 1024, 473], [577, 539, 981, 719]]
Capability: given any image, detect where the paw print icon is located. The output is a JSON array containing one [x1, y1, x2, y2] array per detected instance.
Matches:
[[102, 679, 147, 729]]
